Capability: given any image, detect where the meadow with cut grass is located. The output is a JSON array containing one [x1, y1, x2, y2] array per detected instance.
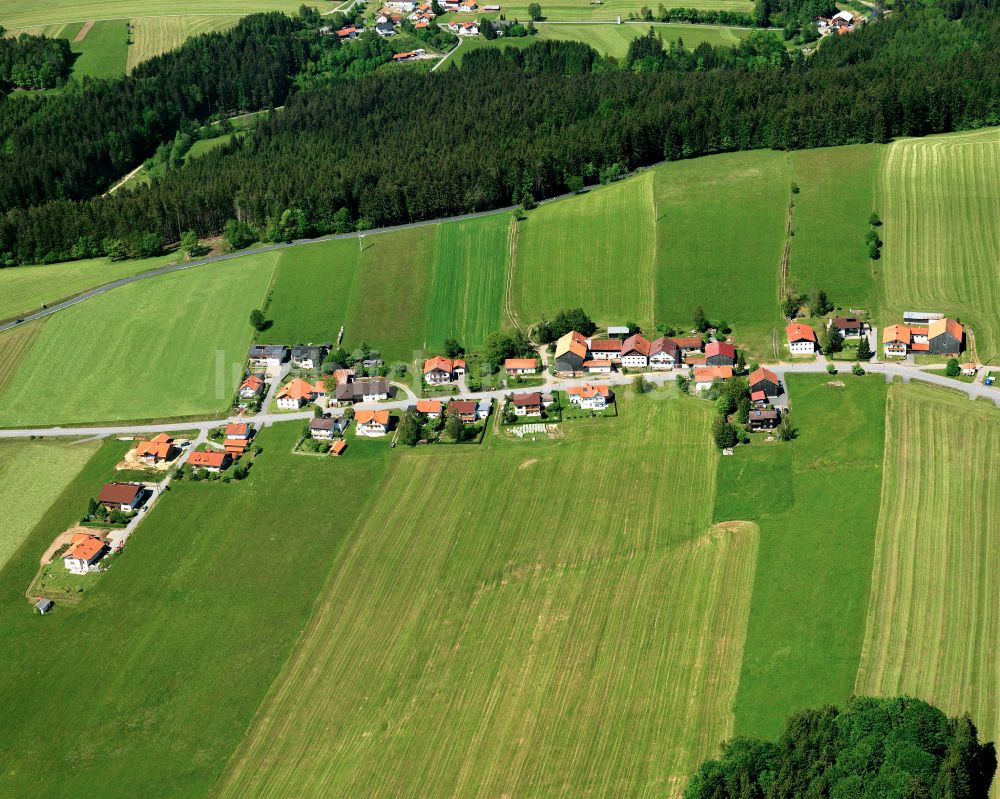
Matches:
[[513, 173, 656, 329], [654, 150, 788, 357], [0, 254, 276, 427], [498, 0, 754, 20], [424, 214, 510, 350], [126, 15, 239, 71], [714, 373, 887, 738], [0, 321, 45, 397], [215, 392, 761, 798], [0, 438, 98, 571], [259, 227, 433, 363], [878, 128, 1000, 358], [0, 252, 179, 322], [66, 18, 129, 79], [855, 384, 1000, 761], [0, 425, 395, 799], [0, 1, 302, 29]]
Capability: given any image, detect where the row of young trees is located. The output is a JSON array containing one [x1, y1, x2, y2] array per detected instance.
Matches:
[[4, 0, 1000, 265], [0, 30, 73, 90]]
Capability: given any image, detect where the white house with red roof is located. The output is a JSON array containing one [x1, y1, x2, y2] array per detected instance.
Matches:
[[424, 356, 466, 384], [63, 533, 106, 574], [785, 323, 817, 355], [566, 383, 614, 410], [620, 334, 651, 368]]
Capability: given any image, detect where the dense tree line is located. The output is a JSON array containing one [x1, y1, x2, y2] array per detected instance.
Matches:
[[4, 0, 1000, 264], [685, 696, 996, 798], [0, 30, 73, 90]]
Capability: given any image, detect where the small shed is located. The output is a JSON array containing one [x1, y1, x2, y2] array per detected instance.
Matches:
[[607, 326, 630, 338], [35, 598, 54, 615]]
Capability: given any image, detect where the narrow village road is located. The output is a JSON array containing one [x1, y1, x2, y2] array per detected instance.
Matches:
[[1, 359, 996, 441]]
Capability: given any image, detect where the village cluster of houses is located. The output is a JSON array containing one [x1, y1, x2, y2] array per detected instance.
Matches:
[[882, 313, 963, 358], [325, 0, 493, 42]]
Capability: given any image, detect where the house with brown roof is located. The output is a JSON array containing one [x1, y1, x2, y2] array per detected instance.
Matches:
[[748, 367, 781, 398], [649, 337, 681, 369], [424, 356, 467, 384], [554, 331, 587, 374], [309, 417, 347, 440], [785, 323, 817, 355], [565, 383, 613, 410], [415, 399, 443, 418], [448, 399, 489, 423], [693, 366, 733, 392], [749, 409, 780, 431], [511, 392, 550, 416], [356, 409, 391, 436], [135, 433, 178, 466], [504, 358, 538, 375], [669, 337, 704, 354], [827, 317, 868, 339], [63, 533, 106, 574], [585, 338, 622, 361], [705, 341, 736, 366], [238, 375, 265, 400], [927, 318, 963, 355], [98, 482, 144, 512], [188, 450, 231, 472], [620, 334, 651, 368]]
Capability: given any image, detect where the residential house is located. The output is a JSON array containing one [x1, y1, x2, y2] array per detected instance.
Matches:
[[961, 362, 978, 377], [416, 399, 443, 418], [63, 533, 106, 575], [332, 367, 355, 385], [585, 338, 621, 361], [224, 422, 252, 456], [309, 417, 342, 440], [356, 409, 391, 436], [620, 334, 651, 368], [554, 331, 587, 373], [424, 355, 466, 384], [375, 21, 396, 35], [828, 317, 868, 339], [583, 359, 613, 374], [335, 377, 389, 403], [248, 344, 289, 371], [751, 390, 768, 407], [392, 49, 424, 61], [135, 433, 177, 466], [749, 409, 780, 431], [457, 21, 479, 34], [336, 26, 359, 38], [458, 0, 478, 10], [927, 318, 963, 355], [512, 392, 544, 416], [98, 482, 143, 512], [566, 383, 613, 410], [504, 358, 538, 375], [649, 337, 681, 369], [276, 378, 325, 409], [693, 366, 733, 392], [448, 399, 489, 423], [785, 323, 817, 355], [748, 367, 781, 398], [669, 337, 704, 355], [331, 439, 347, 457], [238, 374, 265, 400], [385, 0, 415, 9], [291, 345, 328, 370], [882, 323, 928, 357], [705, 341, 736, 366], [188, 450, 231, 472]]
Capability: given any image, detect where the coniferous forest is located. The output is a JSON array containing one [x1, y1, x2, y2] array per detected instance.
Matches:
[[2, 0, 1000, 265]]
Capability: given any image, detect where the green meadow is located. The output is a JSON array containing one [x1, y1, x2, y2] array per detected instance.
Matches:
[[654, 150, 789, 357], [0, 1, 303, 29], [67, 19, 129, 79], [0, 254, 276, 426], [715, 373, 887, 738]]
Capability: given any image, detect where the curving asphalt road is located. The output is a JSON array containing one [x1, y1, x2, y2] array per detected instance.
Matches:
[[1, 359, 996, 440]]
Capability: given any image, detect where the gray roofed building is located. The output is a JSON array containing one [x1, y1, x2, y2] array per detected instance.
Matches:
[[248, 344, 289, 365], [375, 21, 396, 35], [335, 377, 389, 403], [35, 597, 54, 614], [291, 345, 328, 369]]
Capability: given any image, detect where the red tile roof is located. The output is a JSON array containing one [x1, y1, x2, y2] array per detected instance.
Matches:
[[225, 423, 249, 438], [423, 356, 465, 375], [566, 383, 612, 399], [65, 533, 104, 562], [356, 410, 390, 425], [331, 439, 347, 455], [621, 334, 651, 357], [512, 392, 542, 406], [98, 482, 142, 505], [416, 399, 442, 413], [669, 337, 704, 350], [706, 341, 736, 359], [785, 323, 816, 343], [749, 367, 779, 387], [504, 358, 537, 370], [188, 450, 228, 468], [693, 366, 733, 383], [587, 339, 622, 352], [751, 390, 767, 402]]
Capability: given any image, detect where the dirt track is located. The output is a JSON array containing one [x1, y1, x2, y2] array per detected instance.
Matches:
[[73, 20, 95, 42]]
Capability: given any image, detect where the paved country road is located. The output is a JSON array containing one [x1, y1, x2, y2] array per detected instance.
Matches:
[[1, 359, 996, 441]]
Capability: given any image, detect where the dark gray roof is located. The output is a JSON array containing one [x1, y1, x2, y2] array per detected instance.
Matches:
[[336, 377, 389, 401], [376, 21, 395, 31], [291, 345, 327, 361], [249, 344, 288, 359], [35, 598, 54, 613], [310, 417, 336, 430]]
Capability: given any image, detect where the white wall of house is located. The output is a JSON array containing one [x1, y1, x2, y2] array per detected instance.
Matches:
[[620, 354, 648, 368], [788, 340, 815, 355], [649, 355, 676, 369]]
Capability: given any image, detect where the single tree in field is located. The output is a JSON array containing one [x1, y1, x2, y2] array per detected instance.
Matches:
[[444, 338, 465, 358], [946, 358, 961, 377], [809, 288, 831, 317], [527, 2, 543, 19], [249, 309, 266, 331], [868, 211, 882, 226], [856, 334, 871, 361], [711, 417, 737, 449], [693, 306, 709, 332], [777, 414, 796, 441], [781, 292, 800, 320], [445, 410, 464, 442], [633, 375, 649, 394], [397, 410, 421, 446]]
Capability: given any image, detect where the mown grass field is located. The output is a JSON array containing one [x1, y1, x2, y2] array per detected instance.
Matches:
[[715, 373, 887, 738], [878, 128, 1000, 358], [259, 227, 433, 364], [0, 252, 179, 322], [513, 173, 657, 329], [0, 320, 45, 397], [788, 144, 879, 311], [126, 15, 239, 71], [0, 439, 98, 571], [424, 214, 510, 350], [0, 424, 395, 799], [0, 254, 276, 426], [66, 19, 129, 79], [855, 384, 1000, 762], [654, 150, 788, 358], [215, 394, 759, 798], [499, 0, 754, 20], [0, 1, 303, 29]]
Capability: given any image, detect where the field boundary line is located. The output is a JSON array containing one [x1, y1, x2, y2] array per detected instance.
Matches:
[[503, 216, 522, 331], [72, 20, 94, 42]]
